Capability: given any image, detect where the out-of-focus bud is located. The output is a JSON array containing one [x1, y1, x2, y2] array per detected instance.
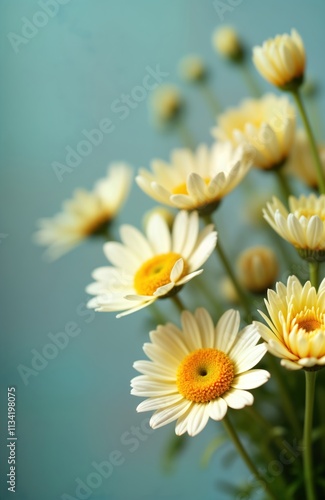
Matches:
[[212, 26, 244, 62], [237, 246, 279, 294], [178, 54, 207, 83], [149, 84, 183, 124]]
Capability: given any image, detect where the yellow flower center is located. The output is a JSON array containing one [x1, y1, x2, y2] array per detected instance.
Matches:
[[295, 208, 325, 221], [134, 252, 186, 296], [294, 308, 325, 335], [172, 178, 211, 195], [176, 348, 234, 403]]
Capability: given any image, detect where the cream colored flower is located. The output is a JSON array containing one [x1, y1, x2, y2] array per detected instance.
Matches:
[[212, 94, 296, 170], [136, 142, 252, 214], [34, 163, 132, 260], [86, 211, 217, 317], [150, 84, 183, 123], [255, 275, 325, 370], [263, 194, 325, 260], [212, 26, 243, 61], [178, 54, 207, 82], [286, 129, 325, 188], [252, 29, 305, 89], [237, 246, 279, 294], [131, 308, 270, 436]]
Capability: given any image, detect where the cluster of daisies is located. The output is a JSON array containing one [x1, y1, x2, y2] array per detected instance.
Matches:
[[35, 27, 325, 498]]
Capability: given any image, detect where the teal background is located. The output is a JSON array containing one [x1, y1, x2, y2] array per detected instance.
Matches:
[[1, 1, 325, 499]]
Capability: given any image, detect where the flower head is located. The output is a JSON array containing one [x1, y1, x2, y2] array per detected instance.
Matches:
[[34, 163, 132, 260], [252, 29, 305, 90], [263, 194, 325, 261], [212, 94, 295, 170], [286, 129, 325, 189], [178, 54, 207, 83], [136, 143, 252, 215], [255, 275, 325, 370], [212, 26, 243, 62], [131, 308, 269, 436], [86, 211, 217, 317]]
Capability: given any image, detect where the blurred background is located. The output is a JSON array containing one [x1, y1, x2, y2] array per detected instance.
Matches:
[[1, 1, 325, 499]]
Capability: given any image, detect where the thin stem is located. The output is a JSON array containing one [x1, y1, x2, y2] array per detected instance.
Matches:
[[176, 119, 196, 150], [267, 355, 302, 439], [275, 169, 292, 200], [309, 262, 319, 289], [204, 215, 252, 320], [195, 276, 224, 316], [240, 61, 263, 98], [171, 295, 186, 313], [245, 406, 298, 460], [303, 371, 317, 500], [292, 89, 325, 194], [199, 81, 222, 116], [222, 414, 277, 500]]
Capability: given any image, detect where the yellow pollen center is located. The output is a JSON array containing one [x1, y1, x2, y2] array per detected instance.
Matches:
[[297, 318, 321, 332], [172, 178, 211, 195], [295, 208, 325, 221], [176, 348, 234, 403], [134, 252, 186, 296]]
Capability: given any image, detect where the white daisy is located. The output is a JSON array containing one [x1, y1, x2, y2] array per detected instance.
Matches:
[[255, 275, 325, 370], [263, 194, 325, 260], [86, 211, 217, 317], [212, 94, 296, 170], [131, 308, 270, 436], [252, 29, 305, 90], [34, 163, 132, 260], [136, 142, 252, 214]]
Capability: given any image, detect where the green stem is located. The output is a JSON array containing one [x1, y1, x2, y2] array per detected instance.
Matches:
[[240, 61, 263, 98], [176, 119, 196, 150], [309, 262, 319, 289], [195, 276, 224, 316], [199, 81, 222, 116], [245, 406, 297, 461], [303, 371, 317, 500], [171, 295, 186, 313], [267, 355, 302, 439], [222, 415, 277, 500], [275, 169, 292, 200], [292, 89, 325, 194], [204, 215, 252, 320]]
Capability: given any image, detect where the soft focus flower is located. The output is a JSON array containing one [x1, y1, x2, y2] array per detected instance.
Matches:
[[131, 308, 270, 436], [150, 84, 183, 124], [34, 163, 132, 260], [86, 211, 217, 317], [178, 54, 207, 82], [263, 194, 325, 261], [252, 29, 305, 90], [212, 26, 243, 62], [136, 142, 252, 214], [286, 129, 325, 189], [212, 94, 296, 170], [255, 275, 325, 370], [142, 206, 175, 231], [237, 246, 279, 294]]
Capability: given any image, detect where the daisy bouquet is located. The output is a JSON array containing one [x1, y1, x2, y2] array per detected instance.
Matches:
[[36, 28, 325, 499]]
